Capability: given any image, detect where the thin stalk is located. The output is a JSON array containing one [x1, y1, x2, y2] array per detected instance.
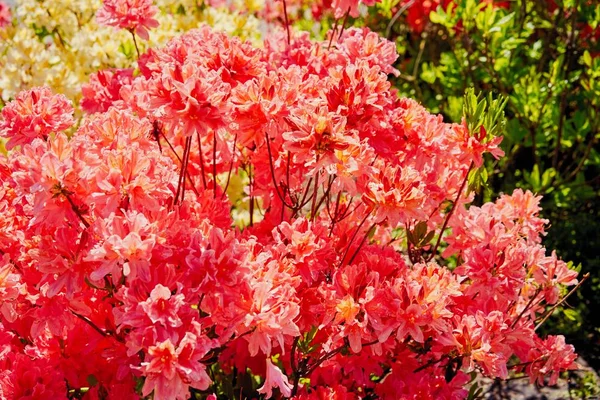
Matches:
[[213, 130, 218, 198], [151, 121, 163, 152], [510, 289, 542, 329], [346, 223, 377, 266], [158, 131, 199, 197], [386, 0, 415, 38], [328, 17, 340, 50], [282, 0, 291, 45], [63, 192, 90, 228], [264, 132, 295, 209], [338, 7, 351, 40], [70, 310, 123, 342], [313, 175, 336, 218], [428, 162, 474, 261], [304, 339, 379, 376], [222, 134, 238, 200], [129, 29, 140, 58], [535, 273, 590, 331], [249, 164, 254, 227], [174, 136, 192, 205], [197, 131, 207, 189], [339, 211, 371, 268], [310, 167, 320, 219]]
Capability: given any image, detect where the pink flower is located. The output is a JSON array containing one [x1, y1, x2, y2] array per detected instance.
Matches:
[[140, 284, 185, 328], [0, 87, 74, 150], [338, 28, 400, 76], [331, 0, 380, 18], [0, 1, 11, 28], [257, 358, 293, 399], [141, 334, 212, 400], [395, 304, 431, 343], [527, 335, 579, 386], [86, 211, 157, 282], [0, 255, 23, 322], [81, 68, 134, 113], [97, 0, 159, 40]]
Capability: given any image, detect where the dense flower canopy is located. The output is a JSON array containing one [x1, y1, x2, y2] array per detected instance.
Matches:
[[0, 8, 581, 400]]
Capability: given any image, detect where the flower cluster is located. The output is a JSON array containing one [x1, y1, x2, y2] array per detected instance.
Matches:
[[97, 0, 160, 40], [0, 86, 74, 150], [0, 22, 579, 400]]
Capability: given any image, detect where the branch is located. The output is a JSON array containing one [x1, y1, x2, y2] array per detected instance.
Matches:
[[535, 272, 590, 331], [428, 162, 474, 261]]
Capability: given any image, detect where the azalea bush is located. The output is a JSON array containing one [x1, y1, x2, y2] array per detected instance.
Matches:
[[0, 1, 589, 399]]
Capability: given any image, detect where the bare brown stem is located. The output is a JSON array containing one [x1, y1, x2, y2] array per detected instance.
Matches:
[[282, 0, 291, 45], [129, 29, 140, 58]]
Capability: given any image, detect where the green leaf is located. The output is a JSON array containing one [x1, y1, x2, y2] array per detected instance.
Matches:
[[493, 12, 515, 29], [480, 166, 488, 183], [526, 164, 541, 191], [467, 382, 480, 400], [563, 308, 579, 322], [541, 168, 556, 187], [430, 11, 446, 25], [421, 63, 437, 84], [583, 50, 593, 68]]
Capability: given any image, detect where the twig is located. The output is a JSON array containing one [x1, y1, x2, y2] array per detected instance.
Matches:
[[282, 0, 291, 45], [197, 131, 207, 189], [157, 130, 199, 197], [339, 211, 371, 268], [129, 29, 140, 58], [535, 273, 590, 331], [412, 30, 428, 79], [70, 310, 123, 342], [428, 162, 474, 261], [63, 191, 90, 228], [304, 339, 379, 377], [213, 130, 218, 197], [264, 132, 295, 210], [338, 7, 351, 40], [222, 133, 238, 199], [346, 223, 377, 266], [386, 0, 415, 38], [328, 16, 340, 50], [174, 135, 193, 205], [510, 289, 542, 329]]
